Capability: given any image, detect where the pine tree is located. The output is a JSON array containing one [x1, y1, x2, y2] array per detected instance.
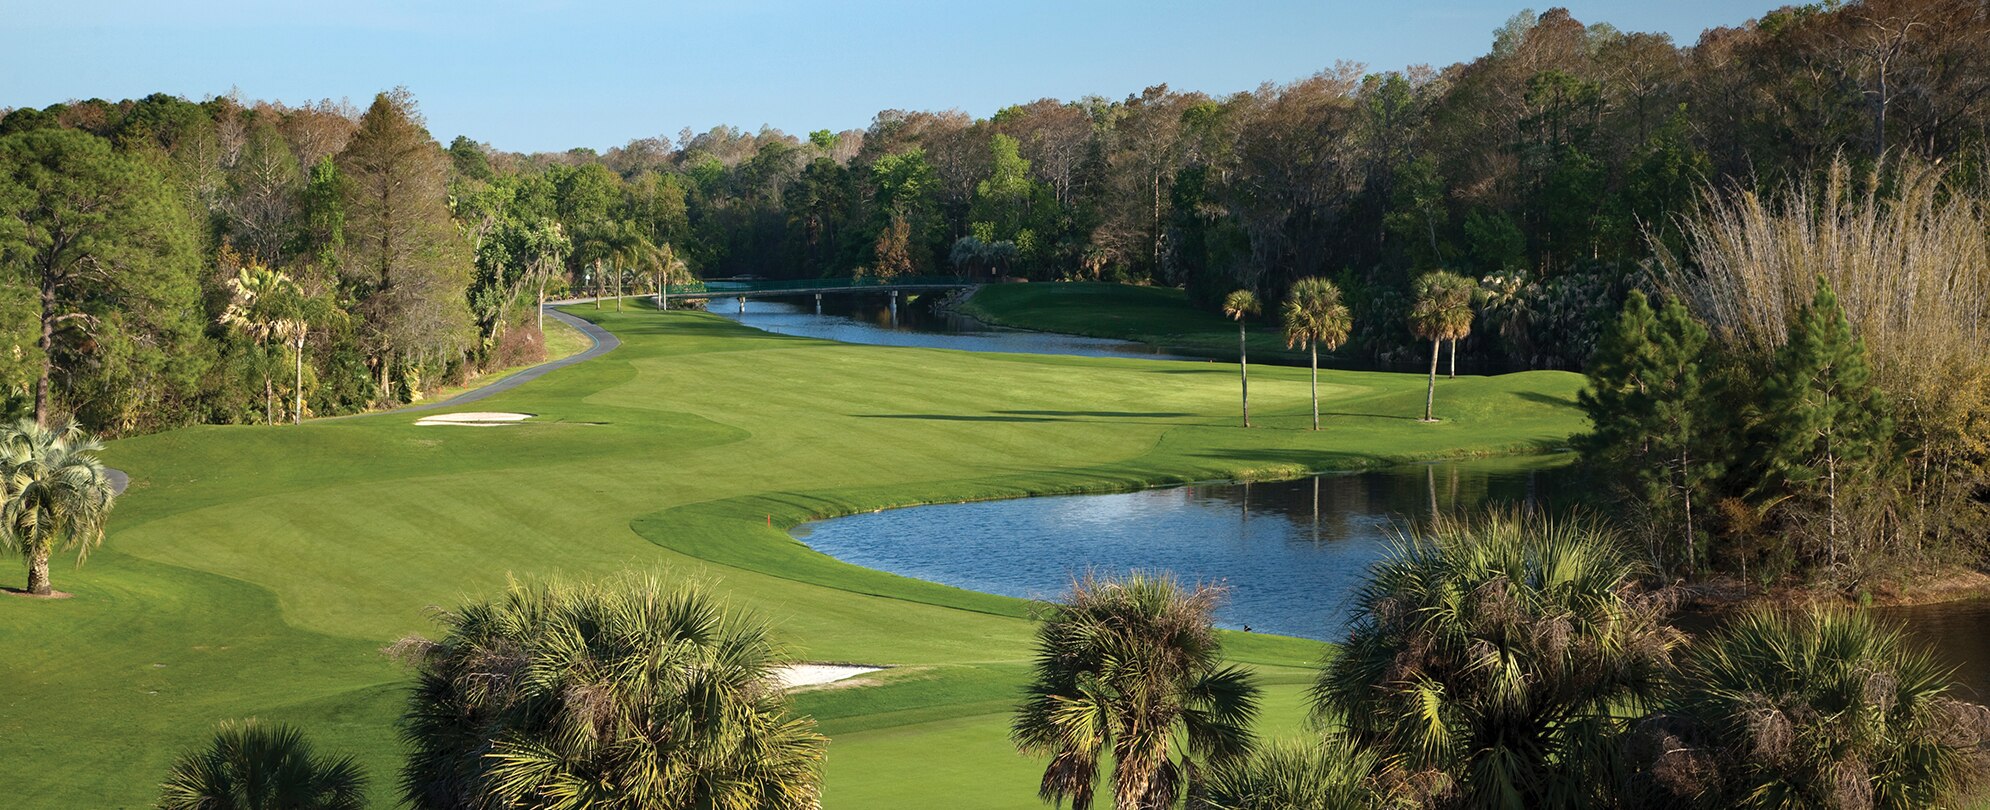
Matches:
[[0, 128, 206, 432], [1757, 277, 1892, 570], [1577, 290, 1723, 576]]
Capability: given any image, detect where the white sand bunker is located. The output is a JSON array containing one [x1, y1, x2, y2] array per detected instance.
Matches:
[[774, 664, 882, 689], [415, 412, 533, 427]]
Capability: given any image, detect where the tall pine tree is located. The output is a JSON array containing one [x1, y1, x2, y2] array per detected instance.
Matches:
[[1577, 290, 1723, 576], [1757, 277, 1891, 569], [0, 128, 206, 433]]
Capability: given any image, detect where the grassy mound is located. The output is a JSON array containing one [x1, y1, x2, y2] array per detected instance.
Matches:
[[0, 304, 1583, 808]]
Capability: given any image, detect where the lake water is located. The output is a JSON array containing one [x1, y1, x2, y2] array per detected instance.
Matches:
[[705, 294, 1189, 360], [1876, 599, 1990, 702], [795, 457, 1573, 640], [794, 457, 1989, 696]]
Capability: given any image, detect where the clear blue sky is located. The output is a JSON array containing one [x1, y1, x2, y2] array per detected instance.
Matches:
[[5, 1, 1763, 154]]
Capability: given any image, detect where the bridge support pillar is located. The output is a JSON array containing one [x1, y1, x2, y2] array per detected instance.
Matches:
[[815, 293, 822, 315], [890, 290, 899, 326], [738, 296, 746, 314]]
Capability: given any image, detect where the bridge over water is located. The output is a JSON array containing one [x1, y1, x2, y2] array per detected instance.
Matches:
[[655, 275, 975, 312]]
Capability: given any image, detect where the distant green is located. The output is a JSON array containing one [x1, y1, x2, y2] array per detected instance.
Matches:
[[962, 282, 1318, 365], [0, 302, 1583, 808]]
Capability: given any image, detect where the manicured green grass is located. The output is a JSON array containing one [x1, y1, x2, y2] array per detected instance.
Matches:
[[0, 301, 1584, 808], [962, 282, 1320, 365]]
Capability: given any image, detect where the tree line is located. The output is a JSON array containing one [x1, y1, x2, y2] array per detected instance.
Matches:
[[0, 90, 477, 434], [5, 0, 1988, 436]]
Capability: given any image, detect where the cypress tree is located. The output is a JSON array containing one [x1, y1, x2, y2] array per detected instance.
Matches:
[[1757, 277, 1891, 569], [336, 89, 472, 404]]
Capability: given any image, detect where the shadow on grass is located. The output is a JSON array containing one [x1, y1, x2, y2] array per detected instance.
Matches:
[[1188, 438, 1567, 472], [1188, 447, 1396, 471], [1313, 411, 1424, 425], [856, 414, 1064, 423], [855, 410, 1205, 426], [1515, 389, 1578, 408], [994, 410, 1194, 418]]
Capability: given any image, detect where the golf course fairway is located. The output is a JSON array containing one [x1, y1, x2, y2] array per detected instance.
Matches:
[[1, 303, 1586, 808]]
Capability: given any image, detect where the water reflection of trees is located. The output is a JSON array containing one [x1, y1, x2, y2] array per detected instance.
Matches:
[[1195, 463, 1567, 544]]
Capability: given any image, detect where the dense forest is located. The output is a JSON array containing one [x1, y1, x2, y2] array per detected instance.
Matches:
[[1, 0, 1986, 437]]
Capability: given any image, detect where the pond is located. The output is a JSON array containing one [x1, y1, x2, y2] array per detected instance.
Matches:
[[795, 456, 1990, 697], [705, 294, 1190, 360], [795, 456, 1574, 641]]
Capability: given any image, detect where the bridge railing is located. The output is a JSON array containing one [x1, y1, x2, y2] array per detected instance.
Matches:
[[663, 275, 970, 296]]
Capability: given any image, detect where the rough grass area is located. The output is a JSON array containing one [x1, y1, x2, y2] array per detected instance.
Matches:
[[0, 302, 1584, 808], [962, 281, 1320, 364], [418, 314, 591, 405]]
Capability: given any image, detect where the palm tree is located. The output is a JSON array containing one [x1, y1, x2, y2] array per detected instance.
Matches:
[[395, 573, 826, 810], [159, 721, 367, 810], [1312, 510, 1681, 810], [220, 264, 302, 425], [0, 418, 117, 596], [532, 220, 569, 330], [1013, 572, 1260, 810], [1281, 277, 1352, 431], [1223, 290, 1261, 428], [1410, 271, 1476, 421], [1631, 609, 1990, 809], [280, 289, 339, 426], [1477, 271, 1534, 364], [1199, 739, 1384, 810], [1447, 275, 1479, 379], [221, 265, 342, 425], [575, 224, 619, 311], [580, 221, 664, 314], [653, 241, 689, 311], [610, 223, 662, 314]]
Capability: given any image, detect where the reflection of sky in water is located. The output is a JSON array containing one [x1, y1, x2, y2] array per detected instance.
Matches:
[[797, 462, 1569, 640], [707, 296, 1188, 359]]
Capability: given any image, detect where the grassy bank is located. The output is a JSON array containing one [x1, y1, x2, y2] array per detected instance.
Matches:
[[961, 282, 1319, 365], [1, 303, 1584, 808]]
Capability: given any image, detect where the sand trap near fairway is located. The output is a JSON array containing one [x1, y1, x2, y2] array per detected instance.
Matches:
[[414, 412, 533, 427], [774, 664, 883, 689]]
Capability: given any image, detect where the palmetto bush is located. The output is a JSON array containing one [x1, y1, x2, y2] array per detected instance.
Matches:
[[394, 573, 826, 810], [1627, 609, 1990, 809], [1013, 572, 1261, 810], [1312, 510, 1681, 809], [1197, 739, 1390, 810], [158, 721, 367, 810]]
